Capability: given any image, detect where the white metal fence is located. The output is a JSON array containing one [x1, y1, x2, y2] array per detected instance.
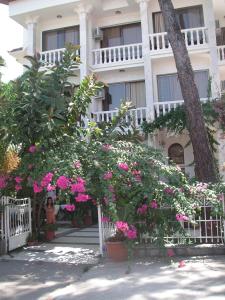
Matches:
[[98, 198, 225, 254], [0, 197, 31, 253]]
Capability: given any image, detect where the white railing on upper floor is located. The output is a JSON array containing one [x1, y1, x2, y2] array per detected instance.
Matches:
[[91, 107, 149, 126], [40, 48, 80, 65], [218, 45, 225, 64], [92, 43, 143, 67], [154, 98, 208, 117], [149, 27, 208, 54]]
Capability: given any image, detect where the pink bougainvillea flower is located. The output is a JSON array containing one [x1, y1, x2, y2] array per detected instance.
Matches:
[[103, 171, 113, 180], [108, 185, 115, 193], [137, 204, 148, 215], [33, 181, 43, 194], [15, 184, 22, 192], [118, 162, 129, 172], [71, 183, 86, 193], [28, 164, 34, 170], [56, 176, 70, 190], [47, 184, 56, 192], [0, 176, 7, 189], [126, 227, 137, 240], [178, 260, 186, 268], [41, 172, 54, 187], [73, 161, 81, 169], [196, 182, 208, 192], [150, 200, 158, 209], [77, 177, 86, 185], [101, 216, 110, 223], [15, 176, 23, 184], [102, 144, 112, 152], [28, 145, 36, 153], [167, 248, 175, 257], [115, 221, 129, 233], [65, 204, 76, 212], [75, 193, 91, 202], [164, 187, 174, 195], [176, 214, 189, 222]]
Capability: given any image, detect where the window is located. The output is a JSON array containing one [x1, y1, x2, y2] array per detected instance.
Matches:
[[153, 5, 204, 33], [157, 70, 209, 102], [101, 23, 142, 48], [103, 81, 146, 111], [168, 143, 184, 166], [42, 26, 80, 51]]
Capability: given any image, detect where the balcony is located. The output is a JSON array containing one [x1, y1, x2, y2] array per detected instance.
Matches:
[[91, 107, 149, 126], [149, 27, 208, 57], [154, 98, 208, 118], [92, 43, 143, 70], [39, 48, 80, 66], [218, 45, 225, 65]]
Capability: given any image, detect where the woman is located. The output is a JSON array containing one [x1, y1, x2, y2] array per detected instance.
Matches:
[[45, 197, 56, 224]]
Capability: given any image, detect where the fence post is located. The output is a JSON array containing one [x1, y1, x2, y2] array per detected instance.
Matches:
[[3, 197, 9, 253], [223, 194, 225, 244], [28, 198, 32, 235], [97, 205, 103, 256]]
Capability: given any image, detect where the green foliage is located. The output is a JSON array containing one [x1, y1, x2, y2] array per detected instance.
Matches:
[[142, 101, 221, 153]]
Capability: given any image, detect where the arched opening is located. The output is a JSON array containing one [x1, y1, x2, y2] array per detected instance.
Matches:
[[168, 143, 185, 171]]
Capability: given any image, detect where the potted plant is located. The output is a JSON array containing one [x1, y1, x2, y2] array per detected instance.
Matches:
[[43, 223, 58, 241], [105, 221, 137, 262], [84, 209, 92, 226], [64, 204, 84, 228], [26, 232, 39, 246]]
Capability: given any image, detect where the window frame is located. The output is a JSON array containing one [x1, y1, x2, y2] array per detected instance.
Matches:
[[153, 5, 204, 33], [42, 25, 80, 51]]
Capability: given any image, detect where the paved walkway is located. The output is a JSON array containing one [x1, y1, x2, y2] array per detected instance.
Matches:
[[1, 225, 100, 265], [0, 256, 225, 300]]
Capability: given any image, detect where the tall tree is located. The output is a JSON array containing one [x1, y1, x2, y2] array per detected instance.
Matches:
[[158, 0, 218, 183]]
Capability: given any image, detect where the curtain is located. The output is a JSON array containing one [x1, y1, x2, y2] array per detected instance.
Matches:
[[101, 27, 121, 48], [158, 70, 209, 102], [178, 6, 204, 29], [122, 23, 142, 44], [194, 71, 209, 98], [158, 74, 183, 102], [65, 26, 80, 46], [43, 31, 58, 51], [43, 26, 80, 51], [125, 81, 146, 107], [154, 12, 165, 33], [153, 6, 204, 33], [106, 81, 146, 111]]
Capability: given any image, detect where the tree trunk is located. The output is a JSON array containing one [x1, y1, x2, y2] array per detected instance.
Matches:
[[158, 0, 218, 183]]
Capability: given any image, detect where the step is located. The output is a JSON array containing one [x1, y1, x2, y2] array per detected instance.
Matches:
[[66, 232, 99, 238], [52, 236, 99, 245]]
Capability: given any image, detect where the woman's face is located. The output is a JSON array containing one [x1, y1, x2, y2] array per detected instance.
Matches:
[[47, 198, 53, 205]]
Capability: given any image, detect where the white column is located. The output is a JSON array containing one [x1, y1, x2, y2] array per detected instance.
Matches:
[[79, 11, 89, 80], [26, 19, 38, 56], [204, 0, 221, 99], [137, 0, 154, 121]]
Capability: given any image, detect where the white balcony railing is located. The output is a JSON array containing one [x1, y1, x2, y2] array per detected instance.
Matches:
[[218, 45, 225, 64], [91, 107, 149, 126], [40, 48, 80, 65], [92, 43, 143, 67], [149, 27, 208, 54], [154, 98, 208, 118]]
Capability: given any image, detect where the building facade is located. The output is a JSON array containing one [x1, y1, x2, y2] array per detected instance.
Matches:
[[2, 0, 225, 178]]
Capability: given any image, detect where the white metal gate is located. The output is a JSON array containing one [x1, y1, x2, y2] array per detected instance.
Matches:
[[0, 197, 32, 253]]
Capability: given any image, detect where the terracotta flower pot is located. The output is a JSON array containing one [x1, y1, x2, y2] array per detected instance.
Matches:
[[106, 241, 128, 262], [45, 230, 55, 241], [84, 215, 92, 226], [71, 219, 81, 228]]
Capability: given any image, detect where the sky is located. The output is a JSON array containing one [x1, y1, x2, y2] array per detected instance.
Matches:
[[0, 4, 23, 82]]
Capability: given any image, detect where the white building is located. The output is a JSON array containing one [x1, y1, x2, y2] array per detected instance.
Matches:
[[2, 0, 225, 178]]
